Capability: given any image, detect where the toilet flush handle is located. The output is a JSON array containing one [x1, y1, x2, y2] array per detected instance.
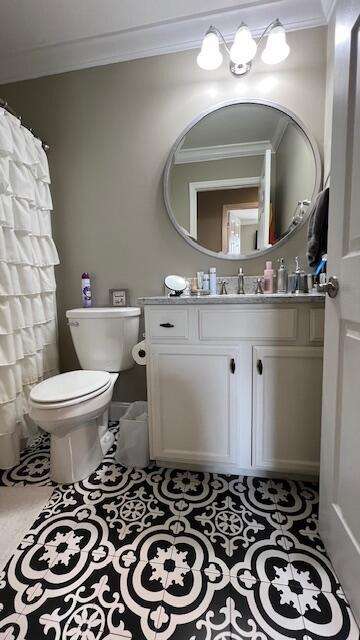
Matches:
[[67, 320, 79, 327]]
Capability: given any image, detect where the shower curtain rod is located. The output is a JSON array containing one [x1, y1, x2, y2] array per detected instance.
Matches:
[[0, 97, 50, 151]]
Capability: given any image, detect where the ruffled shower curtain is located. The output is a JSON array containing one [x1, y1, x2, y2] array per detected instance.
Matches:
[[0, 107, 59, 469]]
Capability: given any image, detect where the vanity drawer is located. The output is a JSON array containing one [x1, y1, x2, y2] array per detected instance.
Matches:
[[199, 308, 297, 340], [148, 309, 189, 339]]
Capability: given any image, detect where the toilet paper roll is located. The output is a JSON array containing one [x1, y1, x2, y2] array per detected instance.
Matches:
[[132, 340, 147, 365]]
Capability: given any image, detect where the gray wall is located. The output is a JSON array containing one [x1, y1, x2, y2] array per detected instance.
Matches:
[[0, 26, 326, 401], [275, 124, 316, 236]]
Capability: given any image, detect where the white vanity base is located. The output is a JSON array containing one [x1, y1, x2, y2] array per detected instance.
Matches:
[[142, 298, 325, 478]]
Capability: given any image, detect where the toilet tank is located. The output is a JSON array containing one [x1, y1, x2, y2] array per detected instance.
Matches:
[[66, 307, 141, 372]]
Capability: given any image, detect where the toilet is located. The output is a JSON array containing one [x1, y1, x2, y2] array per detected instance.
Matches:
[[29, 306, 141, 484]]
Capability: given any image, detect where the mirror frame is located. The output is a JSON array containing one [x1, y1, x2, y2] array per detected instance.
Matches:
[[163, 98, 322, 260]]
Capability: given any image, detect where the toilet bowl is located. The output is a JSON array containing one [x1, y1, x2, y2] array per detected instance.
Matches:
[[29, 307, 141, 484], [30, 370, 117, 484]]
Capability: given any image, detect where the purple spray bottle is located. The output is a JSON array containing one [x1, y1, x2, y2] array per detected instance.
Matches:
[[81, 272, 92, 307]]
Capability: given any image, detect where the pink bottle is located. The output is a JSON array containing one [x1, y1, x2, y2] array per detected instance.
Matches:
[[263, 261, 274, 293]]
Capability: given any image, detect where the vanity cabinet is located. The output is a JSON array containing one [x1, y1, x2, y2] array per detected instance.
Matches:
[[148, 345, 239, 465], [144, 301, 325, 477]]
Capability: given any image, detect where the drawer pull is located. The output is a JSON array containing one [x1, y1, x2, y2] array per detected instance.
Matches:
[[230, 358, 236, 374], [257, 359, 263, 375], [159, 322, 175, 328]]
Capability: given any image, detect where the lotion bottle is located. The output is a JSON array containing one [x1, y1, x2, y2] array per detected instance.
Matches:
[[82, 272, 92, 307], [202, 273, 210, 292], [209, 267, 217, 295], [263, 261, 274, 293]]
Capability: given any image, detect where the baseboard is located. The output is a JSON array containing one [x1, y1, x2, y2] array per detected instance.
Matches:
[[109, 401, 131, 421], [155, 459, 319, 481]]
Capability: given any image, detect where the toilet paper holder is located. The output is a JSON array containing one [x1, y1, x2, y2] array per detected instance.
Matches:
[[132, 339, 147, 365]]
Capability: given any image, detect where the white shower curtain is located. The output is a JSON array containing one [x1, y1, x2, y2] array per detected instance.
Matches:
[[0, 107, 59, 469]]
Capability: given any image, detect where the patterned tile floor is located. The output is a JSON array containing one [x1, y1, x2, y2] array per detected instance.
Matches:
[[0, 422, 359, 640]]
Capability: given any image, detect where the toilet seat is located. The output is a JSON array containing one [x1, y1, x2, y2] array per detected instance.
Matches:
[[30, 379, 113, 410], [30, 370, 112, 408]]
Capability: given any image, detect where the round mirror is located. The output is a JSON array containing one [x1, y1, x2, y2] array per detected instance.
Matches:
[[164, 100, 321, 260]]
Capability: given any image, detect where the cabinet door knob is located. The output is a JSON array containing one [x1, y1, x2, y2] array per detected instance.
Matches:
[[257, 359, 263, 375], [159, 322, 175, 328], [230, 358, 236, 374]]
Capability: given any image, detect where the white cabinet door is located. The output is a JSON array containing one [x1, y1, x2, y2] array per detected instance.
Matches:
[[148, 345, 239, 465], [253, 346, 323, 475]]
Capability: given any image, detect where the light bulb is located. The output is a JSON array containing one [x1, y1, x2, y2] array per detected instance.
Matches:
[[197, 31, 223, 70], [230, 24, 257, 64], [261, 22, 290, 64]]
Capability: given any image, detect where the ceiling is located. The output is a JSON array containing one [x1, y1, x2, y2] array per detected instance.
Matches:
[[0, 0, 334, 85]]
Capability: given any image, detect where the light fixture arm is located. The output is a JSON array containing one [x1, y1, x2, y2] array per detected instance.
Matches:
[[207, 25, 232, 57], [256, 18, 282, 46]]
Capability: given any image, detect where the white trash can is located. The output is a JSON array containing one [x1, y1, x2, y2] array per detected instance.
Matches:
[[116, 401, 149, 468]]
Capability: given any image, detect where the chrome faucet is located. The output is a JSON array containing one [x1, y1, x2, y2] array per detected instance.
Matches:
[[220, 280, 228, 295], [238, 267, 245, 294], [254, 278, 264, 294]]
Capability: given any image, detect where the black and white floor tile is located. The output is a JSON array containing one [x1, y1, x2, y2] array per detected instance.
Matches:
[[0, 422, 359, 639]]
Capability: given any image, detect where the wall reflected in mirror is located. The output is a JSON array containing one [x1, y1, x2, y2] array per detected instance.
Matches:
[[166, 102, 320, 259]]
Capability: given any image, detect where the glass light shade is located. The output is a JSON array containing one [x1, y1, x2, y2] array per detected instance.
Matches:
[[261, 24, 290, 64], [197, 31, 223, 70], [230, 24, 257, 64]]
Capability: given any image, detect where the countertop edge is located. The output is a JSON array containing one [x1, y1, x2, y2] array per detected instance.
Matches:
[[138, 294, 326, 305]]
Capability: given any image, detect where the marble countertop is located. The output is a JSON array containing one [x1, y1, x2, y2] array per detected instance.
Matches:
[[138, 293, 325, 305]]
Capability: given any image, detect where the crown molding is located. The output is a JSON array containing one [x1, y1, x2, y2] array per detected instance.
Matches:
[[0, 0, 328, 84], [271, 118, 289, 152], [321, 0, 337, 21], [175, 140, 272, 164]]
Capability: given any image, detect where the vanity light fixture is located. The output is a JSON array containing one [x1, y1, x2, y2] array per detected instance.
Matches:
[[261, 22, 290, 64], [196, 30, 223, 70], [197, 18, 290, 77]]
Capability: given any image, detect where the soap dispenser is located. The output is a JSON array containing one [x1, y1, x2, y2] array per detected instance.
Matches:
[[263, 261, 274, 293], [290, 257, 308, 293], [277, 258, 288, 293]]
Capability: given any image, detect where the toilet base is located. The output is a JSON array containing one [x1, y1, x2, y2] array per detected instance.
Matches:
[[50, 410, 115, 484]]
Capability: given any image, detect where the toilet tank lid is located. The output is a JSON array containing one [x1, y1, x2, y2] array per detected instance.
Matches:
[[66, 307, 141, 318], [30, 370, 111, 403]]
